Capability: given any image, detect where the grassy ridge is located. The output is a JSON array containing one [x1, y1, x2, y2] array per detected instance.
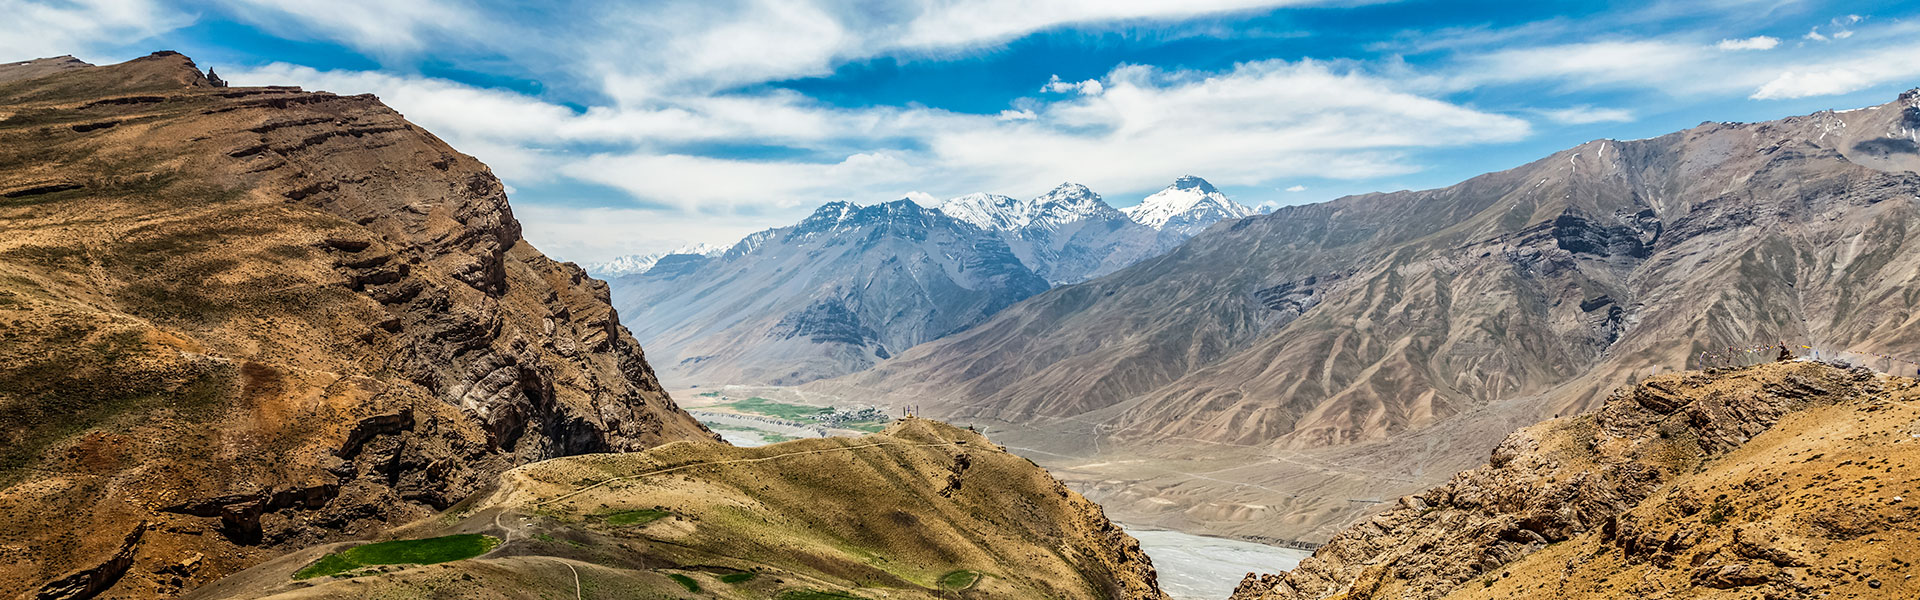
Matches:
[[293, 534, 499, 579]]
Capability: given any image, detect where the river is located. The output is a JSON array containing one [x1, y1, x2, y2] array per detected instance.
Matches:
[[1124, 527, 1311, 600]]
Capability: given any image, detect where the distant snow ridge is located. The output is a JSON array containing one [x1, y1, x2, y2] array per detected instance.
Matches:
[[935, 183, 1118, 232], [939, 193, 1030, 230], [1123, 175, 1258, 237], [584, 243, 724, 277]]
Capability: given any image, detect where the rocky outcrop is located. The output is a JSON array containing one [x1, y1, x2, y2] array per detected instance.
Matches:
[[1230, 361, 1910, 600], [0, 52, 709, 598]]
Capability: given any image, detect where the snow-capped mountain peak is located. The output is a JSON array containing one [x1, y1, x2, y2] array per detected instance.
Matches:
[[1028, 182, 1120, 226], [582, 243, 725, 278], [1123, 175, 1257, 234], [938, 192, 1029, 230]]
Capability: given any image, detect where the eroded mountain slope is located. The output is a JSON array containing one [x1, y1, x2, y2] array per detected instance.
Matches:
[[0, 52, 709, 598], [190, 419, 1168, 600], [1232, 360, 1918, 600], [814, 90, 1920, 541]]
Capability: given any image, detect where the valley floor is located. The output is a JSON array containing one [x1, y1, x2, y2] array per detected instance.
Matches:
[[1124, 527, 1310, 600]]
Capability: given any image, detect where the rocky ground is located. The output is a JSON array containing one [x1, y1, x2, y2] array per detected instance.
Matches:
[[0, 52, 709, 598], [1231, 360, 1919, 600]]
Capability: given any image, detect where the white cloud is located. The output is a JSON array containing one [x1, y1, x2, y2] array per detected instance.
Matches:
[[1751, 69, 1872, 99], [1442, 18, 1920, 99], [1716, 36, 1778, 50], [1805, 14, 1866, 43], [1536, 105, 1636, 124], [218, 0, 481, 54], [0, 0, 189, 62], [1284, 185, 1307, 192], [1749, 29, 1920, 99], [894, 0, 1334, 49], [1455, 40, 1706, 90], [1041, 74, 1105, 95]]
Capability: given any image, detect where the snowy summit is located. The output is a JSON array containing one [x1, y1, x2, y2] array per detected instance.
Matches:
[[1123, 176, 1258, 236]]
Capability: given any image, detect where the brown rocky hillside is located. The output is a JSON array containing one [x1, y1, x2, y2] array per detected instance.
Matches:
[[188, 419, 1168, 600], [1231, 360, 1919, 600], [0, 52, 711, 598]]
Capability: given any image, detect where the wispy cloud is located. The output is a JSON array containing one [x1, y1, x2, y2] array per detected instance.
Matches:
[[218, 0, 483, 54], [0, 0, 189, 62], [1535, 105, 1636, 124], [1716, 35, 1779, 50]]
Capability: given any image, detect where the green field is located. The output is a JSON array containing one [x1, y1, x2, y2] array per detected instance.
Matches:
[[939, 570, 982, 590], [714, 396, 832, 421], [719, 572, 757, 583], [667, 573, 701, 592], [293, 534, 499, 579], [602, 508, 671, 526]]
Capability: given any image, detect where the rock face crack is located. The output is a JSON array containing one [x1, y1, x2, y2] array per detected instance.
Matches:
[[33, 523, 146, 600]]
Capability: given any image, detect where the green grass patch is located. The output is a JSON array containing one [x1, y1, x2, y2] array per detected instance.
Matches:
[[713, 397, 831, 421], [939, 570, 982, 590], [777, 590, 862, 600], [667, 573, 701, 593], [719, 572, 756, 584], [292, 534, 499, 579], [841, 421, 888, 433], [601, 508, 670, 526]]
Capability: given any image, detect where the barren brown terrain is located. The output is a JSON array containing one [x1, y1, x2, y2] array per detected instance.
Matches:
[[1232, 360, 1920, 600], [0, 52, 710, 598]]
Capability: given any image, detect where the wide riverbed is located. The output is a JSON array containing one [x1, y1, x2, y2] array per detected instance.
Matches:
[[1124, 527, 1311, 600]]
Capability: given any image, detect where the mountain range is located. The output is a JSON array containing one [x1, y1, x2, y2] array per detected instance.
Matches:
[[603, 177, 1259, 387], [814, 88, 1920, 543]]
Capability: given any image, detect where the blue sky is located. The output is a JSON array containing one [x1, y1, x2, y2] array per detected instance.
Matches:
[[6, 0, 1920, 262]]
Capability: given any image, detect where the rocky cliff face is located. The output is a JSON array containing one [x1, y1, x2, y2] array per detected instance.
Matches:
[[1231, 360, 1919, 600], [0, 52, 710, 598], [606, 199, 1049, 387], [193, 419, 1169, 600], [814, 90, 1920, 542]]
